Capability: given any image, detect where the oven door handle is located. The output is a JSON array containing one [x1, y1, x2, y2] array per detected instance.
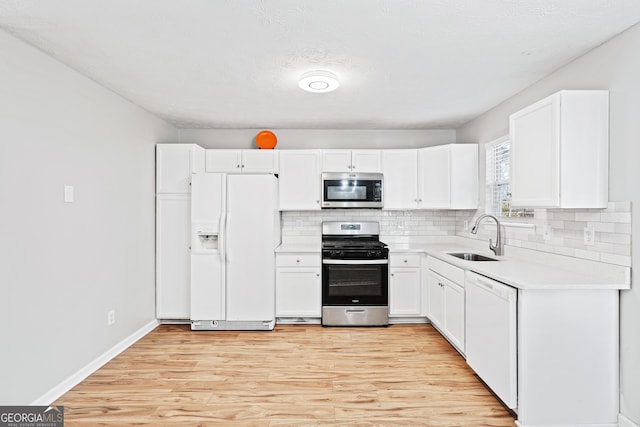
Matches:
[[322, 259, 388, 265]]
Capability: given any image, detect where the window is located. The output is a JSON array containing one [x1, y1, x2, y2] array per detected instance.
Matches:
[[485, 136, 533, 218]]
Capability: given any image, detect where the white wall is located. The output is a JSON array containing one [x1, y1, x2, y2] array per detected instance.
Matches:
[[456, 23, 640, 424], [179, 128, 456, 149], [0, 30, 178, 404]]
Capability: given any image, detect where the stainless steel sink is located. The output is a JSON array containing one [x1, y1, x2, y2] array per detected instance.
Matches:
[[446, 252, 499, 262]]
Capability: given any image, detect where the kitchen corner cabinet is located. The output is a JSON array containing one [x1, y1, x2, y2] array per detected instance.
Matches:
[[156, 144, 204, 194], [426, 256, 465, 354], [509, 90, 609, 208], [205, 149, 278, 174], [381, 149, 419, 209], [278, 150, 321, 210], [275, 253, 322, 319], [322, 150, 382, 172], [389, 253, 424, 319], [418, 144, 478, 209]]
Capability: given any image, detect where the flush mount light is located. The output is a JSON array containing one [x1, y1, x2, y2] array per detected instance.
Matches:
[[298, 70, 339, 93]]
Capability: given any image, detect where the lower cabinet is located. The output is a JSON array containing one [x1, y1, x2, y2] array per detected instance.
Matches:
[[156, 194, 191, 319], [275, 253, 321, 320], [389, 253, 425, 319], [426, 256, 465, 354]]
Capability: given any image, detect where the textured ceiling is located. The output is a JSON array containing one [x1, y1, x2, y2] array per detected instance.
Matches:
[[1, 0, 640, 129]]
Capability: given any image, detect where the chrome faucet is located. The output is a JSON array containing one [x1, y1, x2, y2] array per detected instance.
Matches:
[[471, 214, 504, 256]]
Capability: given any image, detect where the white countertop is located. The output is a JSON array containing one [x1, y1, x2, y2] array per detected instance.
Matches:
[[388, 242, 630, 291]]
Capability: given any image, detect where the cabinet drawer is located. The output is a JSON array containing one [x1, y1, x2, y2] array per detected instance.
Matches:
[[390, 253, 421, 268], [276, 253, 321, 267], [427, 256, 464, 284]]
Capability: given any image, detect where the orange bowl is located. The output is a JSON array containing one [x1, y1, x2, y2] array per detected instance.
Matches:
[[255, 130, 277, 149]]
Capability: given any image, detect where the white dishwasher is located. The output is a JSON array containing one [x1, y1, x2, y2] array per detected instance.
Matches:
[[465, 271, 518, 409]]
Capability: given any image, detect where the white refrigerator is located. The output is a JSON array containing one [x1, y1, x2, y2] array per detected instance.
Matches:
[[190, 173, 280, 330]]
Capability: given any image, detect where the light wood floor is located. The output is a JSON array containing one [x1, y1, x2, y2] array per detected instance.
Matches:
[[55, 323, 516, 426]]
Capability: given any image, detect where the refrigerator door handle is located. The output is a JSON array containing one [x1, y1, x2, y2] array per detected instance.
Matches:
[[219, 211, 226, 262]]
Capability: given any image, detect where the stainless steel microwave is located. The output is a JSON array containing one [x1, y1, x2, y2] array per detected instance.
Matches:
[[321, 173, 383, 209]]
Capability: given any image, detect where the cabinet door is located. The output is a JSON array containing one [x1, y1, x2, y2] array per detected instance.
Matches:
[[427, 271, 445, 327], [322, 150, 352, 172], [157, 145, 195, 194], [276, 268, 322, 317], [205, 149, 242, 173], [419, 145, 450, 208], [509, 93, 561, 207], [279, 151, 321, 210], [156, 195, 191, 319], [382, 150, 419, 209], [444, 280, 465, 352], [242, 150, 278, 173], [389, 268, 422, 316], [450, 144, 479, 209], [351, 150, 382, 172]]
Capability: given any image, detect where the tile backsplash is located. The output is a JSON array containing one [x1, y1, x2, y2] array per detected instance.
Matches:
[[282, 210, 458, 239], [282, 201, 632, 267], [455, 202, 632, 267]]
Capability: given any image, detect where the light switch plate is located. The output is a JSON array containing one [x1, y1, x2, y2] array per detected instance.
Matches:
[[542, 224, 552, 241], [64, 185, 74, 203]]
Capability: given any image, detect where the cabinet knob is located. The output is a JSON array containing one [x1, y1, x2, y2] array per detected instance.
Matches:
[[296, 259, 300, 263], [351, 165, 355, 169], [391, 273, 395, 277], [404, 259, 408, 263], [236, 164, 240, 168], [241, 164, 245, 169], [316, 273, 320, 277]]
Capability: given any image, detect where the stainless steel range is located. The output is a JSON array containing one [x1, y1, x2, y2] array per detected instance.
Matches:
[[321, 221, 389, 326]]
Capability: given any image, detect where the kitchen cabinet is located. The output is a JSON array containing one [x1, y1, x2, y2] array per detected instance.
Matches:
[[418, 144, 478, 209], [156, 194, 191, 319], [156, 144, 204, 320], [275, 253, 321, 319], [156, 144, 204, 194], [205, 149, 278, 174], [322, 150, 382, 172], [278, 150, 321, 210], [389, 253, 424, 319], [426, 256, 465, 354], [509, 90, 609, 208], [381, 149, 419, 209], [381, 145, 477, 210]]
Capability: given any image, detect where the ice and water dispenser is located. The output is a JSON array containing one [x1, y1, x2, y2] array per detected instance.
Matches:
[[192, 223, 219, 252]]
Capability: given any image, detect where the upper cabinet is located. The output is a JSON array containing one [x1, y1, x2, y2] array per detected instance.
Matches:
[[381, 145, 478, 210], [381, 149, 419, 209], [509, 90, 609, 208], [322, 150, 382, 173], [419, 144, 478, 209], [278, 150, 322, 211], [156, 144, 205, 194], [205, 149, 278, 174]]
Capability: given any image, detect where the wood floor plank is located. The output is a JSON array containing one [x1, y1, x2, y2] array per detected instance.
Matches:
[[55, 323, 516, 426]]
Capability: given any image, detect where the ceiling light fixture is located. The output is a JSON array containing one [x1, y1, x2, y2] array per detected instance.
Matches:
[[298, 70, 339, 93]]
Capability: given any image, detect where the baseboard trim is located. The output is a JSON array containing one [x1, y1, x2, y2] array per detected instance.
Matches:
[[620, 413, 640, 427], [30, 319, 159, 405]]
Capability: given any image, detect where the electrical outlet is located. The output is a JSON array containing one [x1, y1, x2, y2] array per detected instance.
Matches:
[[107, 310, 116, 326], [464, 220, 469, 231], [397, 219, 405, 229], [542, 224, 552, 241], [583, 227, 595, 246]]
